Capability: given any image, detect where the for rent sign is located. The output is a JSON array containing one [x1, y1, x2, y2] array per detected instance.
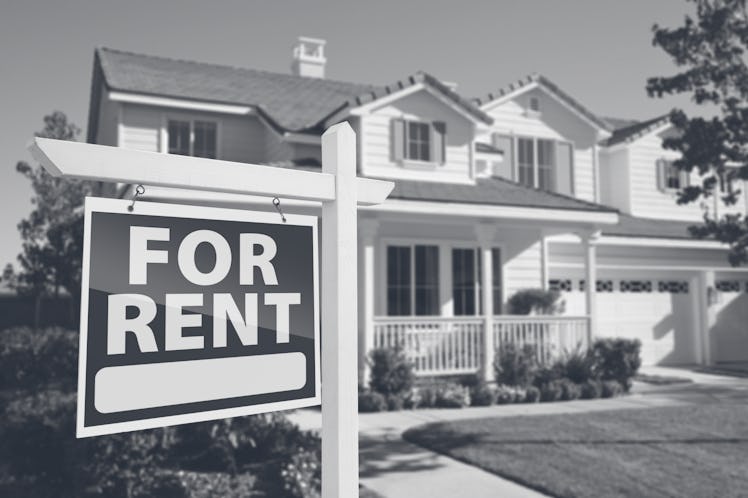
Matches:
[[77, 198, 320, 437]]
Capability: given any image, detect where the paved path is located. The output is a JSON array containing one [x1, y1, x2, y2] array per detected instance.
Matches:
[[287, 367, 748, 498]]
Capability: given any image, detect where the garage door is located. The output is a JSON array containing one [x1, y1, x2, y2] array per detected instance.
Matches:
[[711, 280, 748, 363], [552, 278, 697, 366]]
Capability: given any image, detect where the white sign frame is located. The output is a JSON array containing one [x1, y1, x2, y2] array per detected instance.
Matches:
[[77, 197, 321, 438]]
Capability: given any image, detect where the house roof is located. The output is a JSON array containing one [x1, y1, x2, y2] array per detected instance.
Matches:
[[90, 47, 491, 139], [601, 115, 670, 147], [473, 73, 612, 132], [602, 213, 698, 239]]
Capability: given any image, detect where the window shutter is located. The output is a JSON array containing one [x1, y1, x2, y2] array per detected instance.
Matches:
[[491, 133, 514, 179], [555, 141, 574, 196], [656, 159, 667, 191], [391, 119, 405, 162], [431, 121, 446, 164], [679, 169, 690, 188]]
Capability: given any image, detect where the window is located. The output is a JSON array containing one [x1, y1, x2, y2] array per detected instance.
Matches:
[[452, 248, 476, 316], [517, 138, 535, 188], [167, 119, 218, 159], [529, 96, 541, 112], [391, 119, 446, 164], [406, 121, 431, 162], [386, 245, 439, 316], [537, 139, 555, 190], [656, 159, 688, 191]]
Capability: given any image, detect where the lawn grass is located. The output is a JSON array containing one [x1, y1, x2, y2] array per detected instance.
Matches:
[[404, 404, 748, 498]]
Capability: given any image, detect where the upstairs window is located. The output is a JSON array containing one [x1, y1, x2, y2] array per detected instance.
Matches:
[[529, 96, 541, 112], [392, 119, 446, 165], [407, 121, 431, 162], [656, 159, 688, 191], [517, 137, 535, 188], [167, 119, 217, 159], [496, 134, 573, 195]]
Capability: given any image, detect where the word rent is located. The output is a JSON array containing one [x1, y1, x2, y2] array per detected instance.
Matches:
[[108, 227, 301, 355]]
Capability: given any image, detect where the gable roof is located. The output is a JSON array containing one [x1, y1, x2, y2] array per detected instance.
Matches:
[[601, 115, 670, 147], [89, 47, 491, 141], [473, 73, 612, 132]]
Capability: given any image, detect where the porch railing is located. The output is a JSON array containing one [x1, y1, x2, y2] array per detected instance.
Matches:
[[372, 315, 590, 376], [372, 317, 484, 376]]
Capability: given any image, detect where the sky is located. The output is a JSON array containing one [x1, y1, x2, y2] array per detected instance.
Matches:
[[0, 0, 698, 269]]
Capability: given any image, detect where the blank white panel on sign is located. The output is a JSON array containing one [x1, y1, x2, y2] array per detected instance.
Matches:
[[94, 352, 307, 413]]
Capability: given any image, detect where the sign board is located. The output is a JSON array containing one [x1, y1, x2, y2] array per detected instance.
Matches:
[[77, 197, 320, 437]]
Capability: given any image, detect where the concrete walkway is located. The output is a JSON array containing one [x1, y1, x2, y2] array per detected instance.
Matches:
[[287, 368, 748, 498]]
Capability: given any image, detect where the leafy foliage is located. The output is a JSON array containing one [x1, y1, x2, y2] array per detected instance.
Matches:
[[0, 326, 78, 390], [647, 0, 748, 265], [494, 343, 538, 387], [589, 338, 642, 391], [368, 347, 415, 397], [507, 288, 564, 315]]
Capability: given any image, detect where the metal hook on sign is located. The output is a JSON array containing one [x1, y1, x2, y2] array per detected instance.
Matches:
[[128, 184, 145, 212], [272, 197, 287, 223]]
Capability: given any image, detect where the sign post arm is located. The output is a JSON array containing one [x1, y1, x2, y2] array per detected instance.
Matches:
[[321, 122, 358, 498]]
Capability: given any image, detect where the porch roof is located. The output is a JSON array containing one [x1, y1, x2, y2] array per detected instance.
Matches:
[[387, 176, 617, 213], [602, 213, 698, 239]]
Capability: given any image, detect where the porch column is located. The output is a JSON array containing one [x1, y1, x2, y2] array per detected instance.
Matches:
[[698, 270, 716, 366], [359, 218, 379, 385], [476, 224, 496, 382], [581, 231, 600, 344]]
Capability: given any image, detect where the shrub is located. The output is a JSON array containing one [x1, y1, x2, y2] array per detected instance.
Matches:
[[358, 389, 387, 413], [601, 380, 624, 398], [416, 382, 470, 409], [589, 338, 641, 391], [177, 471, 256, 498], [280, 446, 321, 498], [402, 388, 422, 409], [495, 385, 525, 404], [539, 380, 564, 402], [469, 383, 495, 406], [494, 344, 537, 387], [532, 364, 563, 388], [368, 347, 415, 397], [558, 347, 595, 384], [0, 326, 78, 390], [559, 379, 581, 401], [507, 289, 564, 315], [524, 386, 541, 403], [385, 393, 405, 411], [580, 380, 603, 399]]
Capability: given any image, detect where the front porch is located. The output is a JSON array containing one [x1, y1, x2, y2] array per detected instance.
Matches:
[[372, 315, 590, 376]]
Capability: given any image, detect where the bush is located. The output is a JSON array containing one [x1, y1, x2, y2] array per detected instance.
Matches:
[[524, 386, 541, 403], [539, 380, 564, 402], [385, 393, 405, 411], [368, 347, 415, 397], [280, 446, 321, 498], [358, 389, 387, 412], [416, 382, 470, 409], [580, 380, 603, 399], [469, 383, 496, 406], [558, 379, 581, 401], [507, 289, 564, 315], [558, 347, 595, 384], [0, 326, 78, 390], [495, 385, 525, 404], [177, 471, 256, 498], [601, 380, 624, 398], [532, 364, 564, 388], [494, 344, 537, 387], [589, 338, 641, 391]]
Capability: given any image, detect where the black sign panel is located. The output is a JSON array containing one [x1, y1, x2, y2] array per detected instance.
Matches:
[[77, 198, 319, 437]]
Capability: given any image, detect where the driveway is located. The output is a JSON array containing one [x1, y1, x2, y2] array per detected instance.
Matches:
[[286, 367, 748, 498]]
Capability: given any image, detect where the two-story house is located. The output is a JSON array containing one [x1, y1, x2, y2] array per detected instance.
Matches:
[[86, 40, 748, 380]]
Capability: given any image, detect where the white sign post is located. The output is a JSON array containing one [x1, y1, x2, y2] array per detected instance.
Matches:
[[29, 122, 393, 498]]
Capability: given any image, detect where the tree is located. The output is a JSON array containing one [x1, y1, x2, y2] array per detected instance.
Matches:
[[647, 0, 748, 265], [10, 111, 93, 326]]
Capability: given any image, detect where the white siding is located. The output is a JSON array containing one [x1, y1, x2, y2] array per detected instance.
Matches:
[[120, 104, 161, 152], [482, 87, 600, 202], [598, 148, 631, 212], [503, 236, 543, 304], [361, 89, 474, 183]]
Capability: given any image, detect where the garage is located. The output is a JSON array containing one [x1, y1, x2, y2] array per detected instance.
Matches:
[[552, 277, 699, 366], [710, 279, 748, 364]]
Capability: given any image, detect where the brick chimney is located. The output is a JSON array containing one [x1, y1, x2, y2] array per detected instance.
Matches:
[[291, 36, 326, 79]]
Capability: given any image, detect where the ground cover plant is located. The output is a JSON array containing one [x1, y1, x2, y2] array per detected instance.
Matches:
[[404, 403, 748, 498]]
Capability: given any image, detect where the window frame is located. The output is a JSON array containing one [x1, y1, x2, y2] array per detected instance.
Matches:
[[161, 114, 221, 160], [404, 120, 432, 163], [385, 243, 440, 317]]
